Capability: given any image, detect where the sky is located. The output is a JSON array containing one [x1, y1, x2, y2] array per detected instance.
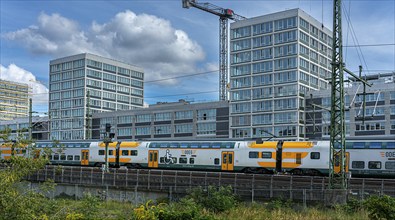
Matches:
[[1, 0, 394, 113]]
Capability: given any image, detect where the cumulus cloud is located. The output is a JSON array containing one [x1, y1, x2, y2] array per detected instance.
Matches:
[[4, 11, 206, 84], [0, 64, 49, 105]]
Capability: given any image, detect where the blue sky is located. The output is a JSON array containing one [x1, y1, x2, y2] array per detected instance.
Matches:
[[1, 0, 394, 113]]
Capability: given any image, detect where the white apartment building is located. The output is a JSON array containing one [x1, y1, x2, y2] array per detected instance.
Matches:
[[49, 53, 144, 140], [229, 8, 332, 140]]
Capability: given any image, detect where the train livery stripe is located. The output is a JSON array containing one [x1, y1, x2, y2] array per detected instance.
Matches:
[[257, 161, 276, 168], [249, 141, 278, 149], [282, 152, 309, 159], [282, 142, 314, 148], [108, 158, 132, 163]]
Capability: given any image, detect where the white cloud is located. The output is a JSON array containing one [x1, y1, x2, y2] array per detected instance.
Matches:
[[4, 11, 206, 84], [0, 64, 49, 105]]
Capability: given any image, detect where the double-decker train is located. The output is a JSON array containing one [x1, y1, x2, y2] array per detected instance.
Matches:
[[1, 139, 394, 178]]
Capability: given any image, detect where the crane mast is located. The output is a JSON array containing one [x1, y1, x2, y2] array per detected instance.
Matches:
[[182, 0, 246, 101]]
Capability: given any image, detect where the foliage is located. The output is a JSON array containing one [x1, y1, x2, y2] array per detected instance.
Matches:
[[186, 185, 238, 213], [334, 198, 364, 214], [364, 195, 395, 220], [266, 198, 293, 211], [134, 200, 163, 220]]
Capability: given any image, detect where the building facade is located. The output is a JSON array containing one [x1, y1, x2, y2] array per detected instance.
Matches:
[[91, 100, 229, 140], [306, 72, 395, 140], [49, 53, 144, 140], [229, 8, 332, 140], [0, 80, 30, 120], [0, 116, 49, 141]]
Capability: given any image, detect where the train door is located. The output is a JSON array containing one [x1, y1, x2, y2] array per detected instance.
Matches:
[[334, 152, 349, 173], [148, 150, 158, 168], [221, 151, 234, 171], [81, 150, 89, 166]]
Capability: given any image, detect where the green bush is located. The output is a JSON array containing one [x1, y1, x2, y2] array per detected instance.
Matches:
[[266, 198, 293, 211], [186, 185, 238, 213], [364, 195, 395, 220]]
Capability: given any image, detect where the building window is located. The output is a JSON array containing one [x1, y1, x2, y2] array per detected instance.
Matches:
[[175, 111, 193, 120], [197, 122, 216, 135], [154, 125, 171, 134], [155, 112, 172, 121], [197, 109, 216, 121], [175, 124, 193, 134]]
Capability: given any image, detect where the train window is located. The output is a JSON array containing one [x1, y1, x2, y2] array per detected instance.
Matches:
[[368, 161, 382, 169], [296, 153, 302, 164], [352, 161, 365, 169], [228, 154, 233, 164], [172, 157, 177, 164], [353, 142, 365, 149], [180, 158, 187, 164], [74, 155, 80, 161], [169, 143, 178, 148], [310, 152, 320, 159], [387, 142, 395, 149], [160, 157, 165, 163], [122, 150, 129, 156], [262, 152, 272, 159], [190, 158, 195, 164], [214, 158, 220, 165], [60, 155, 66, 160], [180, 143, 188, 148], [190, 144, 199, 148], [201, 144, 210, 148], [109, 150, 114, 155], [67, 155, 73, 161], [249, 152, 259, 158], [98, 150, 105, 155], [385, 162, 395, 170], [369, 142, 381, 149], [53, 154, 59, 160], [131, 150, 138, 156], [212, 144, 221, 149], [160, 144, 168, 148]]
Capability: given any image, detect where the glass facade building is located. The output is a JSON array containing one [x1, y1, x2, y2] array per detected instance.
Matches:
[[0, 80, 30, 120], [49, 53, 144, 140], [229, 8, 332, 140]]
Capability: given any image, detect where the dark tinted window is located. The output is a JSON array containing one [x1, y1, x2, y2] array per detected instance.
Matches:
[[122, 150, 129, 156], [262, 152, 272, 159], [368, 161, 381, 169], [53, 154, 59, 160], [180, 158, 187, 164], [249, 151, 259, 158], [214, 158, 220, 165], [352, 161, 365, 169], [67, 155, 73, 161], [74, 155, 80, 161], [131, 150, 138, 156], [385, 162, 395, 170], [190, 158, 195, 164], [98, 150, 105, 155], [310, 152, 320, 159], [60, 155, 66, 160]]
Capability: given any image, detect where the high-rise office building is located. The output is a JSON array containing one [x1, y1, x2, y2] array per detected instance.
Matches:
[[0, 80, 30, 120], [229, 8, 332, 140], [49, 53, 144, 140]]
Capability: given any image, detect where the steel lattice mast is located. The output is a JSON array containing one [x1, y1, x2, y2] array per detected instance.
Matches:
[[182, 0, 246, 101], [329, 0, 347, 189]]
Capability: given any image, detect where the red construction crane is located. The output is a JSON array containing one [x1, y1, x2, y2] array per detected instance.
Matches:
[[182, 0, 246, 101]]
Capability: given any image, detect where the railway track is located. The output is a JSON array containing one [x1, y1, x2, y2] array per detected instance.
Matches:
[[25, 166, 394, 198]]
